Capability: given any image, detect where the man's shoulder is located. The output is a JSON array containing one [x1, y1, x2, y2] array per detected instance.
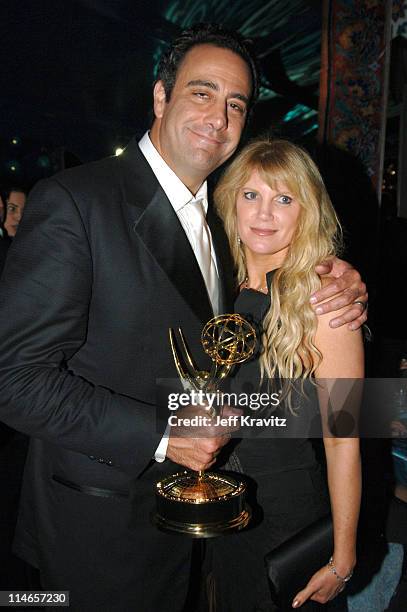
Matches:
[[28, 138, 158, 218], [50, 156, 113, 195], [49, 137, 151, 195]]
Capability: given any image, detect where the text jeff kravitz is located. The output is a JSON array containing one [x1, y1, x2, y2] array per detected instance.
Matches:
[[167, 414, 287, 427]]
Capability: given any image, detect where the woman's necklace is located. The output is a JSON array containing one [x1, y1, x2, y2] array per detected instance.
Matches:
[[242, 276, 269, 294]]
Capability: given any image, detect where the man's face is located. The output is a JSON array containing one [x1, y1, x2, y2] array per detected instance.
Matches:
[[5, 191, 26, 237], [150, 44, 252, 193]]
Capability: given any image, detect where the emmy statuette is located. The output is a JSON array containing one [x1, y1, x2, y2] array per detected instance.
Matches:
[[154, 314, 256, 537]]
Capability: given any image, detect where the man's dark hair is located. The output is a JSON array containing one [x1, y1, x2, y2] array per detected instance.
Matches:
[[156, 23, 259, 111]]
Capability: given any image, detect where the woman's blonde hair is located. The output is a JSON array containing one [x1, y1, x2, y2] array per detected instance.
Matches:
[[214, 138, 342, 382]]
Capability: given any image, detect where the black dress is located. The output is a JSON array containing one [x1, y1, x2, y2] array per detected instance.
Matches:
[[209, 284, 333, 612]]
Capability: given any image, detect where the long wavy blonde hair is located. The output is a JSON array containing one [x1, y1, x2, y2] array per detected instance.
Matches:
[[214, 138, 342, 382]]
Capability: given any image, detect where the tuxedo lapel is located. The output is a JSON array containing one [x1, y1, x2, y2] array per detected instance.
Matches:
[[134, 191, 214, 324], [119, 138, 213, 325]]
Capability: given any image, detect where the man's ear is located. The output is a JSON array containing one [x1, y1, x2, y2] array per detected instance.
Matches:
[[153, 81, 167, 119]]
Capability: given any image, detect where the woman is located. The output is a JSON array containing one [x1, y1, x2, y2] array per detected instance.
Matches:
[[3, 187, 26, 238], [211, 138, 363, 611], [0, 191, 12, 276]]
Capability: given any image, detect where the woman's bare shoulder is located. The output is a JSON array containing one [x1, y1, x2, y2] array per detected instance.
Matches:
[[314, 277, 364, 378]]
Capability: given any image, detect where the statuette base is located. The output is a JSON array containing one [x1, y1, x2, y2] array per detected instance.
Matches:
[[154, 471, 251, 538]]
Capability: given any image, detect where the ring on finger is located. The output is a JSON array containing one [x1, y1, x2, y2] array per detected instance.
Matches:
[[353, 300, 367, 311]]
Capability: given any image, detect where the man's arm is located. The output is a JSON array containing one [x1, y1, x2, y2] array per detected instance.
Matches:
[[311, 257, 368, 330], [0, 179, 161, 473]]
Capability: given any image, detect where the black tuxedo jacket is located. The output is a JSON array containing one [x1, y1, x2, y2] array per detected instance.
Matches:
[[0, 138, 234, 609]]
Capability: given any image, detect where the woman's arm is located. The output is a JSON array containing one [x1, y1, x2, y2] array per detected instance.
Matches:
[[292, 298, 363, 608]]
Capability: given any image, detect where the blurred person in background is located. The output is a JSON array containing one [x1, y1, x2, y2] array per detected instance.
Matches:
[[0, 191, 4, 229], [3, 187, 26, 238], [1, 185, 30, 589], [0, 189, 12, 275]]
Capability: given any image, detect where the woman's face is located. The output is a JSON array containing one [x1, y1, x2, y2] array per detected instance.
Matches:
[[236, 168, 301, 266], [5, 191, 26, 237]]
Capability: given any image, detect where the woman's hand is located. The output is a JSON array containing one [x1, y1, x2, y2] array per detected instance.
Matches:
[[291, 563, 348, 608]]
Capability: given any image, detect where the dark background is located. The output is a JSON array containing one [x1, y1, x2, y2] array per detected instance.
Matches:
[[0, 0, 322, 184]]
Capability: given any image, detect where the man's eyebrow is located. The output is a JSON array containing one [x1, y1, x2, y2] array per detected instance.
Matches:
[[187, 79, 249, 105], [232, 92, 249, 105], [187, 79, 219, 90]]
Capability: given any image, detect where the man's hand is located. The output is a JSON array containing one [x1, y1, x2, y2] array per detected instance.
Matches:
[[311, 258, 368, 331], [166, 434, 230, 472], [166, 405, 240, 471]]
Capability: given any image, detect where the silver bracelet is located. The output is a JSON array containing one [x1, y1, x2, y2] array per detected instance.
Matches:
[[327, 557, 353, 583]]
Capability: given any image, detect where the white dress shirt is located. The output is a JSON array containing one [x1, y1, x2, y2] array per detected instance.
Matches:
[[138, 132, 220, 461]]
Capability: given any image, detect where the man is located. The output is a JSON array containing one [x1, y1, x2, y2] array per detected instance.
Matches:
[[3, 186, 26, 238], [0, 23, 366, 612]]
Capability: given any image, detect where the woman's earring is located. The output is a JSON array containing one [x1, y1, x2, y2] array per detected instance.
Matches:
[[237, 236, 241, 246]]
